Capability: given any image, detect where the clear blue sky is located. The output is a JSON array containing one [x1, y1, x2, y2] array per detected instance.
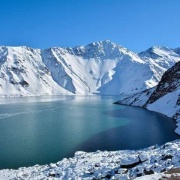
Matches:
[[0, 0, 180, 52]]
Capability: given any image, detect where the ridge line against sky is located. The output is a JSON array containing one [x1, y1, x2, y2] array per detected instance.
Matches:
[[0, 0, 180, 52], [1, 40, 178, 54]]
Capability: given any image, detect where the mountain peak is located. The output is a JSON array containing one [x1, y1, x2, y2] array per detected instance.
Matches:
[[81, 40, 120, 49], [70, 40, 132, 59], [143, 46, 171, 53], [93, 40, 116, 46], [150, 45, 173, 51], [138, 45, 176, 59]]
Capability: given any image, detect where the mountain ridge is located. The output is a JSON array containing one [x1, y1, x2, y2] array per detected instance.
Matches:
[[0, 41, 179, 96]]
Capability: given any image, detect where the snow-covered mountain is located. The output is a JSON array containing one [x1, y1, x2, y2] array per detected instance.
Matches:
[[117, 61, 180, 134], [0, 41, 179, 96], [100, 45, 180, 95], [0, 46, 72, 96]]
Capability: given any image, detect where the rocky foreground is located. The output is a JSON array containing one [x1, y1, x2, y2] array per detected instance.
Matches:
[[0, 140, 180, 179]]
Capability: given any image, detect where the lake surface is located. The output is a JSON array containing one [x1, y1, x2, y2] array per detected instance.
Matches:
[[0, 96, 179, 169]]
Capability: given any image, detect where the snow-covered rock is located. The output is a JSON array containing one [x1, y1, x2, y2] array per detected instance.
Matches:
[[115, 87, 156, 107], [117, 61, 180, 134], [0, 41, 179, 96], [0, 140, 180, 179]]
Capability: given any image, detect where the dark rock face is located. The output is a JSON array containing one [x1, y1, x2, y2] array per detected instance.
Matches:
[[120, 158, 142, 169], [145, 61, 180, 106], [144, 169, 154, 175], [20, 80, 29, 87]]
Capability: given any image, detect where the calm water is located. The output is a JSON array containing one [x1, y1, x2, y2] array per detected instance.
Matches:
[[0, 96, 179, 169]]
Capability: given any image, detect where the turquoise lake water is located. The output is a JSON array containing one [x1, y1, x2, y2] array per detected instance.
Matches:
[[0, 96, 179, 169]]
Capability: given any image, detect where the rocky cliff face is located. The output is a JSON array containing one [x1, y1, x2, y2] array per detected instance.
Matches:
[[145, 61, 180, 105]]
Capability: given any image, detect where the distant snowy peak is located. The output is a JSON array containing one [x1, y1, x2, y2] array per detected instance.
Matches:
[[139, 46, 178, 59], [138, 46, 180, 71]]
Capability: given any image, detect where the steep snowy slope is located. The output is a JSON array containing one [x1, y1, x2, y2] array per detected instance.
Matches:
[[0, 41, 179, 96], [117, 61, 180, 134], [99, 56, 153, 95], [0, 46, 71, 96], [41, 40, 135, 94], [42, 41, 180, 95], [100, 46, 180, 95]]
